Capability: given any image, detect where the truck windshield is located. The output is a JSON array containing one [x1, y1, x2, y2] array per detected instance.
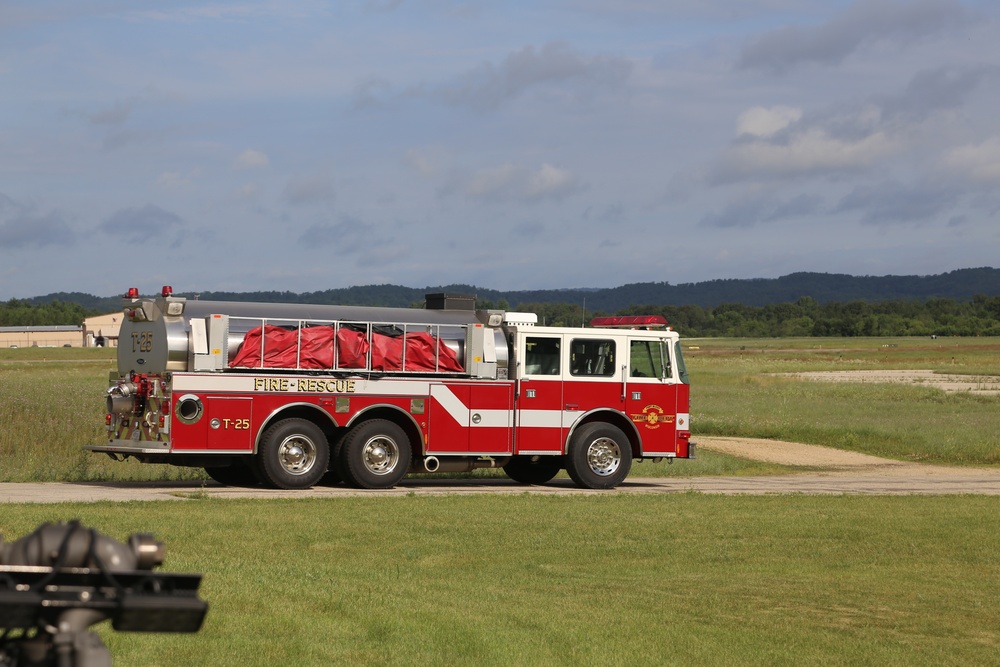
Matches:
[[674, 340, 689, 384]]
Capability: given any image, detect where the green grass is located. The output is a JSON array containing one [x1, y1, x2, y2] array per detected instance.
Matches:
[[686, 337, 1000, 465], [5, 341, 1000, 665], [3, 495, 998, 666]]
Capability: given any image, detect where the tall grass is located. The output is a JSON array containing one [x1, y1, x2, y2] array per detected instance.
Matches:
[[3, 495, 998, 666], [0, 353, 203, 482], [687, 337, 1000, 465]]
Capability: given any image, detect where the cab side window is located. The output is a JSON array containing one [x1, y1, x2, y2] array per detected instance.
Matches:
[[524, 337, 561, 375], [630, 340, 669, 379], [570, 339, 615, 377]]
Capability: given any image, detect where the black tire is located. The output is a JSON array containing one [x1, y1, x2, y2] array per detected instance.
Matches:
[[503, 456, 562, 485], [565, 423, 632, 490], [323, 429, 349, 486], [319, 466, 343, 486], [204, 460, 260, 487], [340, 419, 411, 489], [255, 418, 330, 489]]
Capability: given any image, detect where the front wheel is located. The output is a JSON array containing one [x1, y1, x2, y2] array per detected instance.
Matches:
[[565, 423, 632, 490], [256, 419, 330, 489], [340, 419, 411, 489], [503, 456, 562, 485]]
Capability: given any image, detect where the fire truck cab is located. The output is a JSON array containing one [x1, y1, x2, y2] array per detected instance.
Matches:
[[88, 287, 692, 490]]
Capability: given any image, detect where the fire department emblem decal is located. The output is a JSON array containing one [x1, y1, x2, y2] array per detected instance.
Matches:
[[630, 405, 673, 429]]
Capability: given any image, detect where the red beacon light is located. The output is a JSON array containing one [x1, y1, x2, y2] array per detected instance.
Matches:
[[161, 285, 173, 297], [590, 315, 669, 329], [126, 287, 140, 298]]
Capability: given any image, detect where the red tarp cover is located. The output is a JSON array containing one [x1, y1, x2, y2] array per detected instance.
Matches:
[[230, 325, 463, 373]]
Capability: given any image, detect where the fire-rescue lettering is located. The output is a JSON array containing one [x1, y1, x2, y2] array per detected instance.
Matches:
[[253, 377, 357, 393], [254, 377, 290, 391]]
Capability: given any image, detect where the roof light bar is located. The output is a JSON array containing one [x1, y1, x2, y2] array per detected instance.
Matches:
[[589, 315, 668, 329]]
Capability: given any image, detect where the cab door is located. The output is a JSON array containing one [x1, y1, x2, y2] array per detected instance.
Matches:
[[625, 337, 678, 455], [513, 334, 564, 454], [562, 336, 624, 433]]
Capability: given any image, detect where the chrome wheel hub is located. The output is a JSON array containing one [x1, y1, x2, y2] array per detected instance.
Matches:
[[586, 438, 621, 476], [362, 436, 399, 476], [278, 436, 317, 475]]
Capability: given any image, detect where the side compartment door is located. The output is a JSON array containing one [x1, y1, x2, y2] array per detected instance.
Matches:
[[469, 382, 514, 455], [625, 338, 678, 455], [427, 382, 514, 455], [172, 396, 254, 453]]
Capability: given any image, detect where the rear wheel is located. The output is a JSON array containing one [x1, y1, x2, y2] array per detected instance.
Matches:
[[256, 418, 330, 489], [503, 456, 561, 485], [340, 419, 411, 489], [565, 423, 632, 490]]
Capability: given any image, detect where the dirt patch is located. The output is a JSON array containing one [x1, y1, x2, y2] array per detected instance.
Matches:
[[777, 369, 1000, 394], [692, 436, 1000, 495], [696, 436, 907, 470]]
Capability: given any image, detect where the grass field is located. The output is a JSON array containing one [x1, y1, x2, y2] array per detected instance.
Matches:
[[3, 340, 999, 665], [687, 336, 1000, 465], [3, 495, 998, 666]]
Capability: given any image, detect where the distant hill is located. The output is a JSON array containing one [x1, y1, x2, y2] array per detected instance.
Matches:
[[23, 267, 1000, 313]]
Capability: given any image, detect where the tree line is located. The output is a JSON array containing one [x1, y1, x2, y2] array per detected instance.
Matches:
[[492, 294, 1000, 337], [0, 299, 99, 327], [5, 294, 1000, 338]]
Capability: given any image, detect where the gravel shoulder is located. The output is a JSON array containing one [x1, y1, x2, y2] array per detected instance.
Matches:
[[776, 369, 1000, 394], [697, 436, 926, 472]]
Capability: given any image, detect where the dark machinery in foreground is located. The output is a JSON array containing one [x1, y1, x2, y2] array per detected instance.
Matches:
[[0, 521, 207, 667]]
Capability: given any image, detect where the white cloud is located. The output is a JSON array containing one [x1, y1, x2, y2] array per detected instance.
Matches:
[[459, 163, 582, 202], [944, 137, 1000, 184], [527, 164, 578, 199], [234, 149, 270, 170], [736, 106, 803, 138], [715, 128, 895, 182]]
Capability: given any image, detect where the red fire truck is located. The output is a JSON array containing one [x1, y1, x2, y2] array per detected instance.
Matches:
[[89, 287, 692, 490]]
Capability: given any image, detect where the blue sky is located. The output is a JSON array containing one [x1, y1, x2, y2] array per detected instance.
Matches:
[[2, 0, 998, 299]]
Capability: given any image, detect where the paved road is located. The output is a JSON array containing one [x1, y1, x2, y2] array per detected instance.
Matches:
[[3, 438, 998, 503], [2, 473, 999, 504], [0, 438, 1000, 503]]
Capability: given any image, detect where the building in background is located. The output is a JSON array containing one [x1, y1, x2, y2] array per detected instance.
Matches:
[[83, 313, 122, 347], [1, 313, 122, 348], [0, 325, 81, 348]]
